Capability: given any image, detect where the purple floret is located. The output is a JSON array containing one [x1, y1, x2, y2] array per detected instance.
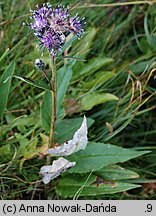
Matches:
[[69, 15, 85, 37], [40, 30, 65, 56]]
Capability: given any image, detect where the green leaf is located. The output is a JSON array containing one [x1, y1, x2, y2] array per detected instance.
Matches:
[[57, 35, 78, 57], [40, 61, 75, 132], [4, 113, 40, 135], [128, 59, 154, 75], [73, 57, 114, 80], [40, 90, 52, 132], [0, 61, 15, 119], [144, 13, 156, 50], [18, 136, 43, 169], [126, 179, 156, 184], [56, 60, 75, 118], [0, 48, 10, 63], [83, 71, 115, 90], [81, 92, 118, 111], [71, 28, 97, 58], [56, 174, 140, 198], [14, 76, 50, 91], [55, 117, 94, 144], [95, 165, 139, 181], [68, 142, 149, 173], [0, 144, 12, 160], [15, 133, 31, 155]]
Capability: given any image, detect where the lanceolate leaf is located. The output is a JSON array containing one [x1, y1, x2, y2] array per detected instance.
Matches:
[[81, 92, 118, 111], [56, 60, 75, 118], [71, 27, 97, 58], [56, 174, 140, 198], [0, 61, 15, 119], [40, 61, 75, 132], [68, 142, 149, 173], [14, 75, 49, 91], [40, 90, 52, 132], [73, 57, 113, 80], [95, 165, 139, 181], [83, 71, 115, 90]]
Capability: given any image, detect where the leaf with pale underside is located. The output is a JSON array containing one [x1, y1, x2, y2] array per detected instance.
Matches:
[[39, 157, 76, 184], [47, 116, 88, 156]]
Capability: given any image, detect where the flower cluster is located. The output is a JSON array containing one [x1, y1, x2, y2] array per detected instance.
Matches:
[[27, 3, 85, 56]]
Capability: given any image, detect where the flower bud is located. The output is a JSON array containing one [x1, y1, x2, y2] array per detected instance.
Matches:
[[35, 59, 45, 70]]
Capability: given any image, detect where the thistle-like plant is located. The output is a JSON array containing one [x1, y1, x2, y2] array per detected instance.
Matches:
[[25, 3, 87, 183]]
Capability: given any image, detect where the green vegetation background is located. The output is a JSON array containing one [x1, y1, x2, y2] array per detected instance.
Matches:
[[0, 0, 156, 199]]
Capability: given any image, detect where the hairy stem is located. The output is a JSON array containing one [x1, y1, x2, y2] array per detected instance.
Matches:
[[49, 56, 57, 148]]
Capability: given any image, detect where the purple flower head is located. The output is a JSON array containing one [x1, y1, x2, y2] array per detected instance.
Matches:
[[40, 30, 66, 56], [69, 14, 85, 37], [27, 3, 85, 56]]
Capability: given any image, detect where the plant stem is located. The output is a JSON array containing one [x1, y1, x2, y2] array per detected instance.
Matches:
[[49, 56, 57, 148], [77, 1, 153, 8], [42, 69, 51, 87]]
